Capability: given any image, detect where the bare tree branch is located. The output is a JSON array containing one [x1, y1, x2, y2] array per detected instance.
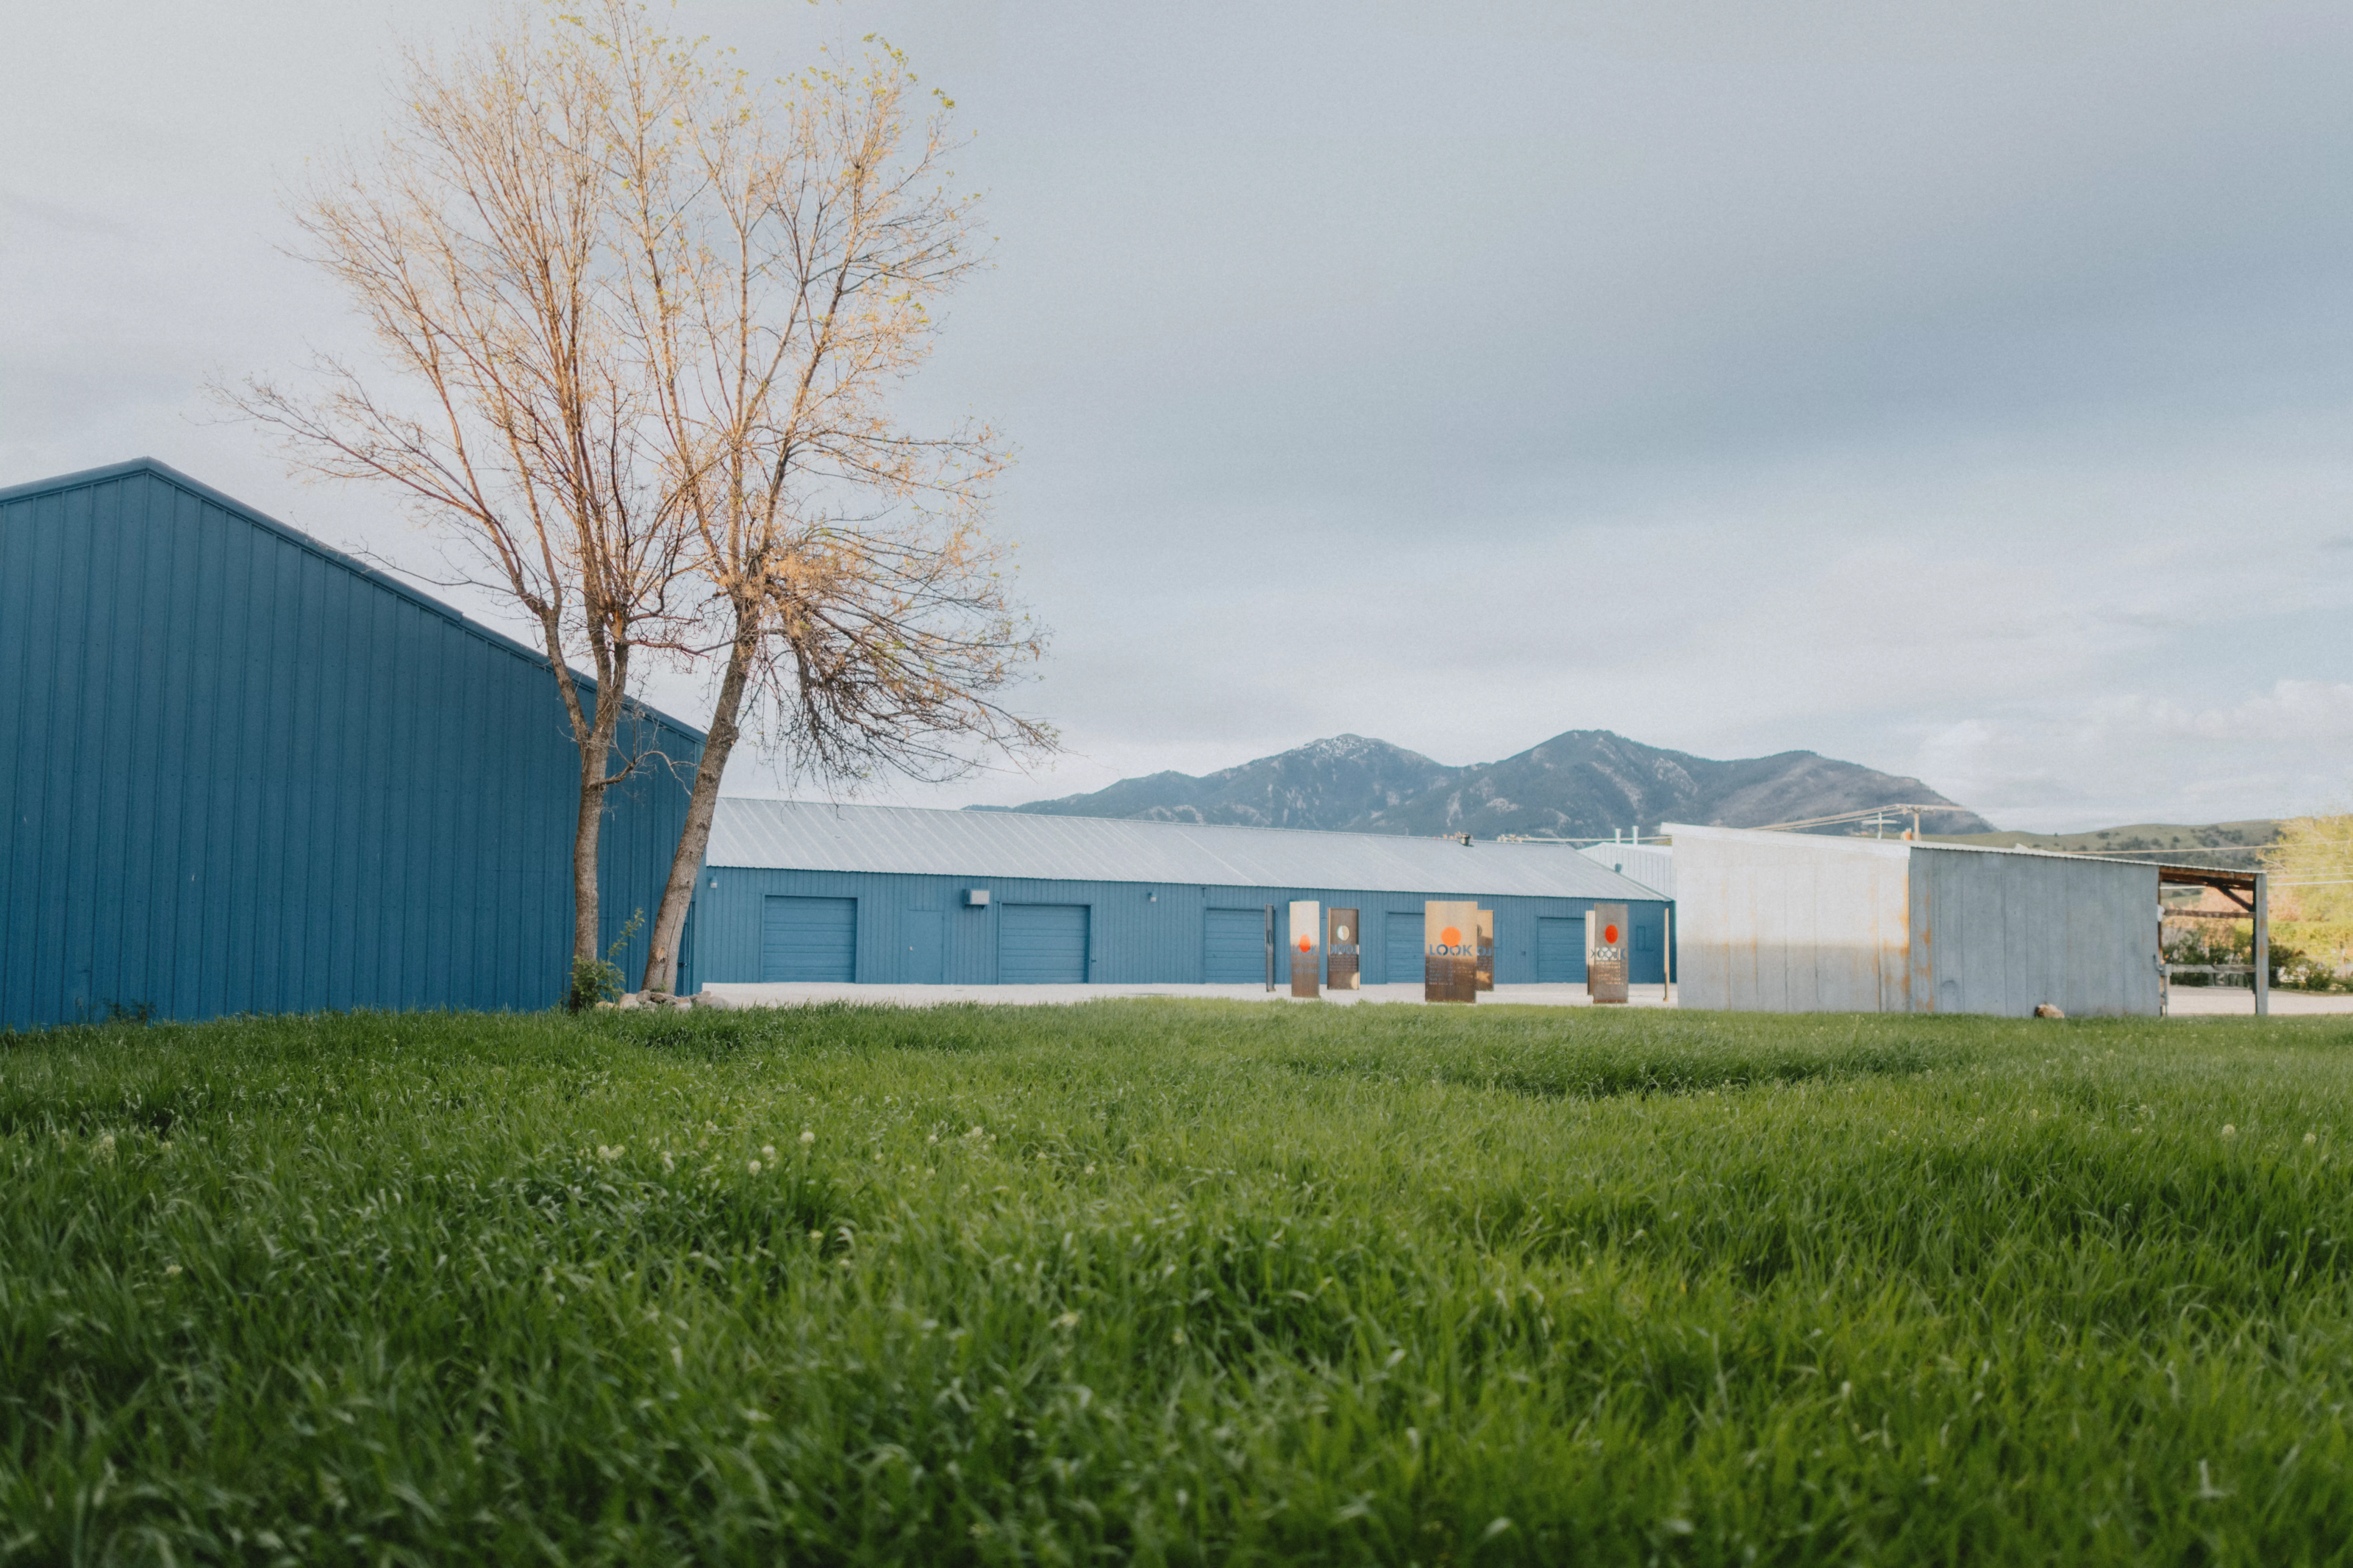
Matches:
[[610, 26, 1053, 991], [214, 2, 697, 993]]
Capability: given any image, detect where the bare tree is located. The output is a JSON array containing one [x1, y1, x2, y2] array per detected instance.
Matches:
[[221, 6, 695, 997], [596, 24, 1053, 994]]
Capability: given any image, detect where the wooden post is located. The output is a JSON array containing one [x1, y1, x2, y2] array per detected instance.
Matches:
[[1663, 905, 1674, 1003]]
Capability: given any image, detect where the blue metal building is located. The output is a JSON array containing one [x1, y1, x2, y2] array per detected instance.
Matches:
[[0, 459, 702, 1028], [684, 799, 1671, 988]]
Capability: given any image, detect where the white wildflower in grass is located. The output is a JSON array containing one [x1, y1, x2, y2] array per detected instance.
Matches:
[[163, 1263, 182, 1278], [799, 1130, 815, 1146], [966, 1125, 984, 1140], [809, 1230, 824, 1243], [1084, 1164, 1096, 1175], [2222, 1125, 2237, 1139], [762, 1145, 777, 1161], [1052, 1311, 1080, 1330], [926, 1132, 938, 1145], [747, 1159, 762, 1175], [95, 1133, 116, 1163]]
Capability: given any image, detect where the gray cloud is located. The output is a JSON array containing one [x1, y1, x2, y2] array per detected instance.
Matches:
[[5, 0, 2349, 828]]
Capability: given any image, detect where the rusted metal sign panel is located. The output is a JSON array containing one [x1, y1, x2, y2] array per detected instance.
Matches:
[[1289, 901, 1321, 998], [1424, 901, 1479, 1003], [1474, 909, 1494, 992], [1327, 908, 1361, 990], [1588, 902, 1629, 1003]]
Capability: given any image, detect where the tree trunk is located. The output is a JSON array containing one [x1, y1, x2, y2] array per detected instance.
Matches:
[[640, 621, 755, 995], [572, 729, 612, 970]]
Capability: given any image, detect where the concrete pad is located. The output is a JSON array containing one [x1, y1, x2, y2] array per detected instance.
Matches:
[[682, 981, 2350, 1017], [693, 981, 1682, 1010], [2165, 987, 2353, 1017]]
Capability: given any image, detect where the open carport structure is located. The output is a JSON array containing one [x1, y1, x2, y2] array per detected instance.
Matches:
[[2157, 863, 2271, 1017]]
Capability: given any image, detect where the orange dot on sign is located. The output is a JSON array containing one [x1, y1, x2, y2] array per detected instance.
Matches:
[[1440, 926, 1462, 947], [1296, 935, 1313, 952], [1604, 924, 1620, 945]]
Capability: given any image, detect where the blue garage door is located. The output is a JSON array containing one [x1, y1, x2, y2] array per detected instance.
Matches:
[[1384, 910, 1425, 985], [1535, 915, 1584, 983], [762, 896, 857, 982], [1204, 907, 1266, 983], [1000, 904, 1089, 984]]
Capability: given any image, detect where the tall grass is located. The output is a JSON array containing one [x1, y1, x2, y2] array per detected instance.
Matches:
[[3, 1001, 2351, 1564]]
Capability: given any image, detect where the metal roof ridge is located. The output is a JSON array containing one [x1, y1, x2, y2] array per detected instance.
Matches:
[[717, 793, 1562, 848], [1664, 820, 2156, 870], [1, 457, 707, 744], [707, 796, 1670, 901], [1907, 840, 2155, 868]]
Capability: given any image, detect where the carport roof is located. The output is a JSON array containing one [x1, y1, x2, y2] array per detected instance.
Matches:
[[707, 798, 1665, 901]]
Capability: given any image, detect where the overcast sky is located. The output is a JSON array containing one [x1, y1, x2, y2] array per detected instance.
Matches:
[[6, 1, 2349, 830]]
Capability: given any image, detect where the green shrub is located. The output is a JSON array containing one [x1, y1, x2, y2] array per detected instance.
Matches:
[[566, 909, 645, 1011]]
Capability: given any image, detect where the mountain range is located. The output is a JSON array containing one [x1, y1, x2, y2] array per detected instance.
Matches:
[[982, 731, 1994, 839]]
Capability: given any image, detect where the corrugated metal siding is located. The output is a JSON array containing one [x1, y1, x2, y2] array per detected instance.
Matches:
[[1668, 825, 1911, 1012], [1577, 842, 1674, 898], [1668, 824, 2160, 1016], [1910, 845, 2158, 1017], [0, 459, 701, 1027], [709, 797, 1663, 902], [680, 867, 1669, 989]]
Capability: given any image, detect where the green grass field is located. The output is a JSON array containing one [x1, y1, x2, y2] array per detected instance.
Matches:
[[6, 1001, 2353, 1564]]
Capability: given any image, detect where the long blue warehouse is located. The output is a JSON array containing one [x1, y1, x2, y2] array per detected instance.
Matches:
[[683, 799, 1671, 989], [0, 459, 701, 1028]]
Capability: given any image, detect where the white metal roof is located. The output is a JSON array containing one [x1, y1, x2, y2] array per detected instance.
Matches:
[[1578, 841, 1674, 898], [709, 798, 1667, 901], [1663, 822, 2153, 870]]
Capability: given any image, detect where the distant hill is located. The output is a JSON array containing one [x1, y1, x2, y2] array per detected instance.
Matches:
[[1927, 820, 2280, 872], [993, 730, 1993, 839]]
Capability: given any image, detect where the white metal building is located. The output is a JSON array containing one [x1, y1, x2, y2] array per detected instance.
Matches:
[[1667, 823, 2160, 1017], [1578, 840, 1674, 899]]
